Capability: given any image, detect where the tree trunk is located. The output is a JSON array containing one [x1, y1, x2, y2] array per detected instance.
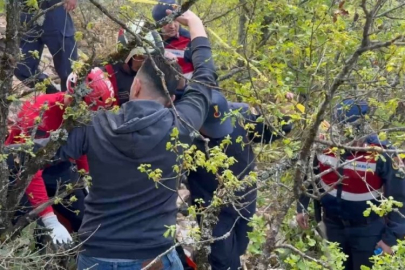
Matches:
[[0, 0, 21, 232]]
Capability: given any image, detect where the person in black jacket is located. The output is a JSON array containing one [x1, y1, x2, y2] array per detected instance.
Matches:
[[49, 10, 216, 270], [188, 90, 292, 270]]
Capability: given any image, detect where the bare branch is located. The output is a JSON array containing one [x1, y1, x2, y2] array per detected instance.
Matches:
[[218, 67, 245, 82], [377, 2, 405, 17], [315, 138, 405, 154]]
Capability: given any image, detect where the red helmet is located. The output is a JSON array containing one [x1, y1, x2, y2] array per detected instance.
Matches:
[[67, 67, 115, 111]]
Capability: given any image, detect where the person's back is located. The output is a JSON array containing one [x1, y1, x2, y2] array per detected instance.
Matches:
[[54, 10, 216, 268], [78, 100, 188, 258]]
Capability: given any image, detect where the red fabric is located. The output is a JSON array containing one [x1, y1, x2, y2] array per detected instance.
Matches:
[[75, 155, 89, 173], [104, 64, 119, 106], [165, 35, 194, 74], [319, 146, 383, 194], [5, 128, 22, 145], [25, 171, 54, 216], [5, 92, 85, 217], [5, 94, 62, 217], [186, 256, 197, 269], [118, 28, 124, 39], [16, 92, 66, 138]]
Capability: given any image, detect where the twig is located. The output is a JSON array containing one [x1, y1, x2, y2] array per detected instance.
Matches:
[[275, 244, 332, 269], [203, 3, 246, 24], [314, 138, 405, 154], [154, 0, 200, 29], [88, 0, 185, 115], [141, 217, 240, 270], [377, 2, 405, 17], [218, 67, 245, 82], [359, 35, 404, 53], [22, 2, 64, 32]]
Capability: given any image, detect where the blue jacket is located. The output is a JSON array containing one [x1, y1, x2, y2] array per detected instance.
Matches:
[[188, 102, 292, 217], [298, 135, 405, 246], [20, 0, 75, 36], [53, 37, 216, 260]]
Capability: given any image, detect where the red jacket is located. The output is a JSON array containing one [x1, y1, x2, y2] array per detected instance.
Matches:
[[6, 92, 89, 217], [164, 31, 194, 79]]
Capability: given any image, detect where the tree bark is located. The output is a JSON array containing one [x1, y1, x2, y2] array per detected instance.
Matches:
[[237, 0, 247, 48], [0, 0, 21, 232]]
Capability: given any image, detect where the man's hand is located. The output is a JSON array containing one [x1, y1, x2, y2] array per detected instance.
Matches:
[[165, 10, 206, 40], [166, 9, 201, 27], [64, 0, 77, 12], [377, 240, 394, 255], [296, 213, 309, 230], [42, 214, 72, 245]]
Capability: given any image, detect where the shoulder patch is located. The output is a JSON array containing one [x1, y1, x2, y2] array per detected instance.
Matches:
[[392, 156, 405, 171]]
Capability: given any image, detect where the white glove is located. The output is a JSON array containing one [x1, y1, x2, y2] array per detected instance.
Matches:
[[42, 214, 73, 245]]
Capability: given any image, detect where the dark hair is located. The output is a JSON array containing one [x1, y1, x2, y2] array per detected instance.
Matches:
[[138, 55, 181, 98]]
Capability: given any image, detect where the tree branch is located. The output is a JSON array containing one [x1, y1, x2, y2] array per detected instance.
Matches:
[[22, 2, 64, 32], [141, 217, 240, 270], [0, 0, 21, 232], [218, 67, 245, 82], [154, 0, 200, 29], [315, 138, 405, 154], [275, 244, 332, 269], [377, 2, 405, 18], [4, 180, 84, 243]]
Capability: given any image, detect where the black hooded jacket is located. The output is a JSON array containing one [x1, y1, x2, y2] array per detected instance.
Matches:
[[55, 37, 216, 260]]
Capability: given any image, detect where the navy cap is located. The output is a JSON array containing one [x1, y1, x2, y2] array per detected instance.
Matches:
[[334, 99, 369, 124], [200, 91, 234, 139], [152, 0, 177, 21]]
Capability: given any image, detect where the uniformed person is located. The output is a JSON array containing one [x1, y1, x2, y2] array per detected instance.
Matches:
[[188, 90, 292, 270], [296, 99, 405, 270], [15, 0, 78, 94]]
